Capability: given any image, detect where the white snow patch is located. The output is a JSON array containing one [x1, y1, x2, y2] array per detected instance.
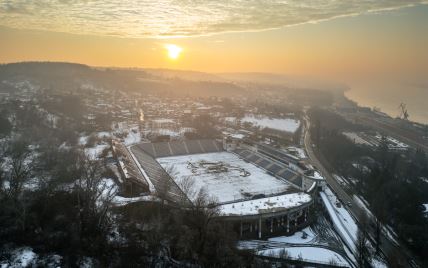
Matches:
[[84, 143, 109, 159], [353, 195, 374, 219], [371, 257, 388, 268], [333, 174, 349, 186], [123, 128, 141, 146], [310, 171, 324, 180], [258, 246, 350, 267], [95, 178, 119, 208], [78, 135, 88, 146], [268, 227, 315, 244], [97, 131, 111, 138], [219, 192, 312, 216], [320, 188, 357, 253], [285, 146, 306, 159], [0, 247, 37, 268], [343, 132, 371, 146], [242, 115, 300, 133], [112, 195, 160, 206]]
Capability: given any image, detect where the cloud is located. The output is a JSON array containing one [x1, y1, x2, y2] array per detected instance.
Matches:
[[0, 0, 426, 38]]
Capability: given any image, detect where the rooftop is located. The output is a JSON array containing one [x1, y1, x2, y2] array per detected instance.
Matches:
[[219, 192, 312, 216]]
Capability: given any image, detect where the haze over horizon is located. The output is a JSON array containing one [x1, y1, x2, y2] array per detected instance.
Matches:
[[1, 0, 428, 122]]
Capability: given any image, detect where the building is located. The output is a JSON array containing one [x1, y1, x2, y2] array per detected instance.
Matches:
[[116, 138, 322, 238]]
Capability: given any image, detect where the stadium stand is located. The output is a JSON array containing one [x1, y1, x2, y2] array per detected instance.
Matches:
[[233, 148, 303, 189], [130, 145, 190, 204], [112, 141, 149, 190], [267, 164, 282, 174], [257, 143, 299, 165], [169, 141, 188, 155], [137, 139, 222, 158]]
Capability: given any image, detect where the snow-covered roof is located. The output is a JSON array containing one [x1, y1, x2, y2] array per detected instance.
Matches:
[[219, 192, 312, 216], [230, 133, 245, 139], [308, 171, 324, 180]]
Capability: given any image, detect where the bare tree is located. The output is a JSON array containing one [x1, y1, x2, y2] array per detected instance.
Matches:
[[188, 188, 220, 256], [156, 166, 175, 207], [0, 138, 35, 234], [4, 139, 34, 200], [74, 153, 117, 245], [178, 175, 196, 206], [356, 213, 371, 268], [386, 245, 407, 268], [372, 191, 387, 254]]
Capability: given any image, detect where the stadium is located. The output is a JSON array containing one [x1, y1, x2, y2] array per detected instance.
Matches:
[[114, 137, 323, 238]]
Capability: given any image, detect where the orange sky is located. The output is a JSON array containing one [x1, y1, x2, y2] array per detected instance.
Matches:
[[1, 4, 427, 83]]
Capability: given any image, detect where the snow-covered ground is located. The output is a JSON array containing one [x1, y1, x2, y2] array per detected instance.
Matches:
[[242, 115, 300, 133], [224, 116, 237, 125], [151, 127, 195, 138], [308, 171, 324, 181], [157, 152, 291, 203], [320, 188, 357, 252], [218, 192, 312, 216], [343, 132, 371, 146], [385, 136, 409, 149], [285, 146, 306, 159], [258, 246, 350, 267], [353, 195, 399, 246], [333, 174, 349, 187], [321, 188, 388, 268], [85, 143, 109, 159], [371, 257, 388, 268], [112, 195, 160, 206], [123, 128, 141, 146], [268, 227, 316, 244], [0, 247, 42, 268], [353, 195, 373, 219]]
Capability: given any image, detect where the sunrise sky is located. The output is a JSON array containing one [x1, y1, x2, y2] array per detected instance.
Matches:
[[1, 0, 427, 83]]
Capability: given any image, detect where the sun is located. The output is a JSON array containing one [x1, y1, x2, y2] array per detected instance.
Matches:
[[165, 44, 182, 60]]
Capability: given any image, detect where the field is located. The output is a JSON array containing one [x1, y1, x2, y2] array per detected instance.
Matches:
[[157, 152, 291, 203]]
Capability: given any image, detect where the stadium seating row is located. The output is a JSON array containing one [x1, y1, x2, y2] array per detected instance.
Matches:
[[234, 148, 303, 188], [130, 145, 190, 204], [137, 139, 222, 158]]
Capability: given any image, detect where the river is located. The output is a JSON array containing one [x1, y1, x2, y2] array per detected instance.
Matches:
[[345, 82, 428, 125]]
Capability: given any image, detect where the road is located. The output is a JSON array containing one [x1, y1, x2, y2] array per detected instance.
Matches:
[[302, 115, 419, 268]]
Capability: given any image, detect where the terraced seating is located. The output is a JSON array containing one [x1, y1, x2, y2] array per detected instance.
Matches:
[[233, 148, 303, 189], [130, 145, 188, 203], [257, 143, 297, 165], [137, 139, 223, 158], [153, 142, 172, 157], [200, 139, 220, 152], [186, 140, 204, 154], [170, 141, 187, 155], [267, 164, 282, 174]]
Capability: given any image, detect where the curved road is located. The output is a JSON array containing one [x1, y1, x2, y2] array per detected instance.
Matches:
[[303, 114, 419, 268]]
